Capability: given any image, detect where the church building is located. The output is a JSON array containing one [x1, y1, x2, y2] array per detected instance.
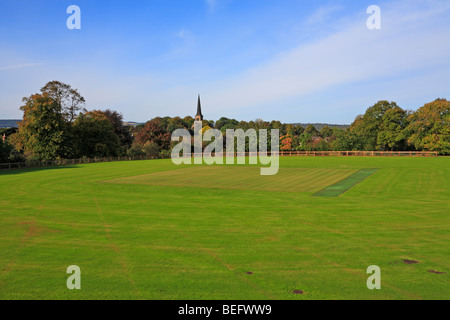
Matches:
[[195, 95, 203, 122]]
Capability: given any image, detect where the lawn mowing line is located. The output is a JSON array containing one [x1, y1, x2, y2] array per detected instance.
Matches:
[[93, 196, 141, 298]]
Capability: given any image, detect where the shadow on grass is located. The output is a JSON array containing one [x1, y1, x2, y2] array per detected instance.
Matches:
[[0, 165, 79, 176]]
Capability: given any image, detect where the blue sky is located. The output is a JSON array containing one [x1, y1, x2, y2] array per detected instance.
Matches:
[[1, 0, 449, 123]]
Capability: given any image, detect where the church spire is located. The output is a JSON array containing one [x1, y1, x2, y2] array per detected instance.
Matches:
[[195, 94, 203, 121]]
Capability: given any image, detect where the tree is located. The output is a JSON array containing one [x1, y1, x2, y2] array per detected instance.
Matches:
[[143, 141, 160, 158], [72, 112, 120, 158], [270, 120, 283, 131], [377, 107, 408, 150], [254, 118, 269, 129], [18, 93, 71, 160], [238, 121, 249, 130], [285, 124, 296, 137], [102, 109, 133, 150], [127, 144, 146, 156], [405, 98, 450, 154], [320, 126, 333, 138], [280, 135, 293, 151], [215, 117, 230, 131], [0, 139, 12, 163], [298, 132, 313, 151], [40, 81, 85, 122], [134, 120, 171, 150], [350, 100, 402, 150], [216, 117, 239, 132], [304, 124, 320, 136], [295, 125, 305, 135], [330, 129, 364, 151], [311, 137, 330, 151], [167, 117, 186, 133], [182, 116, 194, 129]]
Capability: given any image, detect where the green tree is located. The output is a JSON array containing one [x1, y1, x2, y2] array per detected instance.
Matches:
[[167, 117, 186, 133], [0, 139, 12, 163], [143, 141, 160, 158], [285, 124, 296, 137], [377, 107, 408, 150], [330, 129, 364, 151], [72, 112, 120, 158], [320, 126, 333, 138], [304, 124, 320, 136], [238, 121, 249, 130], [103, 109, 133, 150], [298, 132, 313, 151], [405, 98, 450, 154], [295, 124, 305, 135], [270, 120, 283, 131], [215, 117, 230, 131], [40, 81, 85, 122], [350, 100, 402, 150], [182, 116, 194, 129], [127, 144, 146, 156]]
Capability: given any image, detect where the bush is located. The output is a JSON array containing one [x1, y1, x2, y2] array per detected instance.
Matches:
[[126, 144, 145, 156], [143, 142, 160, 158]]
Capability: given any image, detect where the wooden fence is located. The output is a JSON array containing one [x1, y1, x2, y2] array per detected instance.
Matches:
[[0, 155, 166, 170], [191, 151, 438, 158], [0, 150, 439, 171]]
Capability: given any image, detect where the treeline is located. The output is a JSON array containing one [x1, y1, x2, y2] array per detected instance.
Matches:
[[1, 81, 133, 163], [0, 81, 449, 163]]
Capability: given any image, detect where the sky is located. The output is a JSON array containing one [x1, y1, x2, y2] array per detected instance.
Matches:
[[0, 0, 449, 124]]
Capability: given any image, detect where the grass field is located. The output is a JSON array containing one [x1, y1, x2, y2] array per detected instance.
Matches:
[[0, 156, 449, 300]]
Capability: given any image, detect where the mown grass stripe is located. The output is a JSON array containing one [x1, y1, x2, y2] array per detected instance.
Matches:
[[313, 168, 379, 197]]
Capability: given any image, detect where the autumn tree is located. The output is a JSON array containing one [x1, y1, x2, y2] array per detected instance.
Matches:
[[18, 93, 71, 160], [280, 135, 293, 151], [134, 120, 171, 150], [405, 98, 450, 154]]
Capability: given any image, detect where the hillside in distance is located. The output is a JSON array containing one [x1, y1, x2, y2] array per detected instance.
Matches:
[[0, 120, 21, 128]]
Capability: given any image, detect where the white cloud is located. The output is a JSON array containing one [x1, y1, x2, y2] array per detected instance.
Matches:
[[306, 5, 343, 25], [1, 0, 449, 123], [0, 63, 43, 71], [200, 0, 450, 115]]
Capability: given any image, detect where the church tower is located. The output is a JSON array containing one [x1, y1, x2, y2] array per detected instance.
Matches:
[[195, 95, 203, 122]]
